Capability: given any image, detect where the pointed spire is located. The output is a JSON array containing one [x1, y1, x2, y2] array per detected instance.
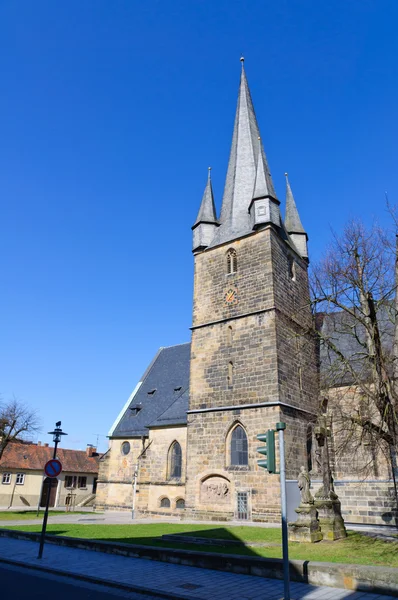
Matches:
[[284, 173, 308, 259], [209, 60, 279, 247], [284, 173, 305, 234], [192, 168, 219, 252], [193, 167, 218, 227], [253, 137, 272, 200]]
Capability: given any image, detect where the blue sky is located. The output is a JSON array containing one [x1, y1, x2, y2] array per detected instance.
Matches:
[[1, 1, 397, 451]]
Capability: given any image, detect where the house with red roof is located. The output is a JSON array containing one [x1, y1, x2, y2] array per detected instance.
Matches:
[[0, 440, 100, 509]]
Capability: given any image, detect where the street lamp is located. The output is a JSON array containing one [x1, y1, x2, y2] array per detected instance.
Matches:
[[38, 421, 68, 559]]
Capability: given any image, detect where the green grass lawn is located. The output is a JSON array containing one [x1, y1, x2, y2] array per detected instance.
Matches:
[[0, 510, 87, 520], [3, 522, 398, 567]]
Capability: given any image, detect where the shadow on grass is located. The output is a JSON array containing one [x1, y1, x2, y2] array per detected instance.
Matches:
[[34, 526, 385, 598]]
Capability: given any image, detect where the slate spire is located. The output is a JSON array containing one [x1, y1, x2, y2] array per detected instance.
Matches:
[[193, 167, 218, 227], [208, 58, 280, 247], [284, 173, 308, 258], [192, 167, 219, 252]]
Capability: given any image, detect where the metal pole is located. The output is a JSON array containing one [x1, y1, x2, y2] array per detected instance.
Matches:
[[132, 463, 138, 519], [276, 421, 290, 600], [37, 440, 58, 559]]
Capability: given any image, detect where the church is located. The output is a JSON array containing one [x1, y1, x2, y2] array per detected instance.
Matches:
[[96, 61, 395, 526]]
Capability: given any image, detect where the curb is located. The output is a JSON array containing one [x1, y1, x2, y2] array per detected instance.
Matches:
[[0, 555, 203, 600]]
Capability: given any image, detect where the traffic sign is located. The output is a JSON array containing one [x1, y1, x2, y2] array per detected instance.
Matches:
[[44, 459, 62, 478]]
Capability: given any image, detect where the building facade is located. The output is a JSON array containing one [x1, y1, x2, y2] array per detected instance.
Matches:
[[0, 441, 99, 509], [96, 62, 396, 526]]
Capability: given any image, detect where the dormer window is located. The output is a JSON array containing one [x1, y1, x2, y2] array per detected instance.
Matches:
[[129, 404, 142, 417], [147, 389, 156, 396], [226, 248, 237, 274], [174, 386, 182, 392]]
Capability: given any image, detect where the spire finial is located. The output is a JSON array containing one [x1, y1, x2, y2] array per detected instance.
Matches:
[[240, 55, 245, 65], [285, 172, 288, 177], [208, 166, 212, 180]]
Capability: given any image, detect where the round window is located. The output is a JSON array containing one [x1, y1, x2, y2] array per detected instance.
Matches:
[[121, 441, 131, 456]]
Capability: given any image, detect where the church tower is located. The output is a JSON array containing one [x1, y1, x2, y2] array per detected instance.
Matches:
[[185, 60, 318, 521]]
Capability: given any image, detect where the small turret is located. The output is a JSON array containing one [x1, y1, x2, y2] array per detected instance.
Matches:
[[192, 167, 219, 252], [249, 137, 280, 230], [284, 173, 308, 259]]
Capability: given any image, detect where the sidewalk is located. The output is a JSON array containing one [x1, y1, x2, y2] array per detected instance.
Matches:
[[0, 535, 395, 600]]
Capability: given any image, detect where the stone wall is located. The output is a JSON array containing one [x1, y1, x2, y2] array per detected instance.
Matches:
[[137, 426, 187, 516], [96, 438, 143, 510], [187, 226, 318, 521], [185, 405, 282, 521]]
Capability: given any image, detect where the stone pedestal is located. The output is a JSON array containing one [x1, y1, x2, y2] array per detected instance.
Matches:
[[288, 503, 323, 543], [315, 489, 347, 540]]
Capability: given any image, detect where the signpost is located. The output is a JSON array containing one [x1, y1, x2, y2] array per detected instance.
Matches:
[[257, 422, 290, 600], [44, 459, 62, 479], [37, 422, 67, 559]]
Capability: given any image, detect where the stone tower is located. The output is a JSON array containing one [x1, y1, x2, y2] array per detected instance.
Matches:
[[185, 60, 318, 521]]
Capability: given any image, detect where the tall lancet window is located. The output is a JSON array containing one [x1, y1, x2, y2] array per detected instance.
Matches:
[[228, 361, 234, 386], [231, 425, 248, 466], [227, 249, 237, 274], [168, 441, 182, 480]]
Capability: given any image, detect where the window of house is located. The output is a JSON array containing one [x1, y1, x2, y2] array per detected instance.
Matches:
[[64, 475, 77, 488], [78, 476, 87, 488], [227, 326, 233, 345], [2, 473, 11, 485], [226, 248, 237, 274], [121, 441, 131, 456], [168, 441, 182, 479], [160, 497, 170, 508], [231, 425, 248, 466], [16, 473, 25, 485], [176, 498, 185, 509]]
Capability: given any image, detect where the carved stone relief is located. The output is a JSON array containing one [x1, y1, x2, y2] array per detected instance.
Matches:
[[200, 476, 230, 504]]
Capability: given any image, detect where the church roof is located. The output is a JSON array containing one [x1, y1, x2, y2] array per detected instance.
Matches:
[[209, 61, 279, 248], [148, 388, 189, 428], [111, 343, 190, 438]]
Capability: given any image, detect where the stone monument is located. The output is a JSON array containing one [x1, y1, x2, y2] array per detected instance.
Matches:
[[288, 466, 322, 543], [314, 414, 347, 540]]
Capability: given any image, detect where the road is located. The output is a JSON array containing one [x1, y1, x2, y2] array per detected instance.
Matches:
[[0, 562, 171, 600]]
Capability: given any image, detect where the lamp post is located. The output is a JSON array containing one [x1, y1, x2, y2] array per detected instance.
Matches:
[[38, 421, 67, 559]]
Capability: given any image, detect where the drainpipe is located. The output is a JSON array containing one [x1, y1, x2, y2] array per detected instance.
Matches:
[[8, 474, 17, 509], [36, 475, 45, 516], [131, 463, 139, 519]]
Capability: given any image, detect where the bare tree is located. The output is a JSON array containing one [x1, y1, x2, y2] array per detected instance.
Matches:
[[310, 219, 398, 508], [0, 397, 41, 460]]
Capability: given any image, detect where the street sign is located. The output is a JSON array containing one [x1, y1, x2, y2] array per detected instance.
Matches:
[[44, 459, 62, 478]]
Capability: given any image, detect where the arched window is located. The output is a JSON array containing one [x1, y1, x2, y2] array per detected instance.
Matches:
[[160, 497, 170, 508], [228, 361, 234, 387], [227, 249, 237, 274], [231, 425, 248, 466], [176, 498, 185, 509], [168, 441, 182, 479]]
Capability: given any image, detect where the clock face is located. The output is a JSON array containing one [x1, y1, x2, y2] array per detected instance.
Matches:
[[224, 287, 238, 306]]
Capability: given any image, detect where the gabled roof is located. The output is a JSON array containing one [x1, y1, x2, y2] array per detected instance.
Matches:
[[0, 442, 100, 474], [111, 343, 191, 438]]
